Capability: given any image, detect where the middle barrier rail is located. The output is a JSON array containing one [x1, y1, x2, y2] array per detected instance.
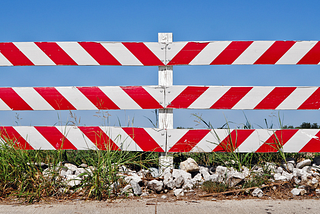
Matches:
[[0, 85, 320, 110], [1, 126, 319, 153]]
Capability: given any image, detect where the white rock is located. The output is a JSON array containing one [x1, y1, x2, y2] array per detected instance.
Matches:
[[274, 173, 287, 181], [191, 173, 203, 183], [180, 158, 199, 173], [64, 163, 78, 172], [148, 180, 163, 192], [75, 167, 86, 177], [283, 162, 295, 172], [252, 188, 263, 197], [174, 188, 184, 197], [130, 180, 142, 195], [275, 166, 283, 174], [121, 184, 132, 194], [66, 175, 81, 187], [149, 167, 160, 178], [297, 159, 312, 169], [174, 175, 184, 188], [199, 166, 210, 181], [161, 195, 167, 199], [291, 188, 301, 196], [226, 171, 245, 187], [282, 171, 293, 181], [125, 173, 142, 184], [241, 166, 250, 177]]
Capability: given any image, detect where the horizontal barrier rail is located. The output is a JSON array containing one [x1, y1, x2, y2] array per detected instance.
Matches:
[[1, 85, 320, 110], [1, 41, 320, 66], [166, 86, 320, 110], [0, 86, 164, 110], [0, 126, 319, 153], [0, 126, 166, 152]]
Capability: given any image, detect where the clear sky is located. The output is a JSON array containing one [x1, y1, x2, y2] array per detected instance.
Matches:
[[0, 0, 320, 129]]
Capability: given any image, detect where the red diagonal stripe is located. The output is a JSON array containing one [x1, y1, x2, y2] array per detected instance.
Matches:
[[210, 87, 252, 109], [78, 127, 119, 150], [0, 126, 33, 150], [0, 88, 33, 110], [254, 87, 296, 109], [0, 43, 34, 66], [35, 127, 77, 150], [298, 88, 320, 109], [34, 87, 76, 110], [299, 131, 320, 152], [254, 41, 295, 64], [121, 86, 163, 109], [213, 129, 254, 152], [167, 86, 209, 108], [123, 128, 164, 152], [298, 42, 320, 64], [79, 42, 121, 65], [35, 42, 77, 65], [122, 42, 164, 66], [77, 87, 120, 110], [167, 42, 209, 65], [210, 41, 253, 65], [256, 129, 298, 153], [168, 130, 210, 152]]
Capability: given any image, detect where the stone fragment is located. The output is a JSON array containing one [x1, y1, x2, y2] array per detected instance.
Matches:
[[66, 175, 81, 187], [130, 180, 142, 195], [226, 171, 245, 187], [79, 163, 88, 168], [283, 162, 294, 172], [291, 187, 306, 196], [148, 180, 163, 192], [174, 188, 184, 197], [64, 163, 78, 172], [275, 166, 283, 174], [199, 166, 210, 181], [121, 185, 132, 194], [174, 175, 184, 188], [297, 159, 312, 169], [149, 167, 160, 178], [161, 195, 167, 199], [274, 173, 288, 181], [180, 158, 199, 173], [252, 188, 263, 197], [125, 173, 142, 184]]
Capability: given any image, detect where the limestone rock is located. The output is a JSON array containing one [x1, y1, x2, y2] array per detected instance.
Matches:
[[180, 158, 199, 173], [130, 180, 142, 195], [297, 159, 312, 169], [148, 180, 163, 192], [252, 188, 263, 197], [174, 188, 184, 197]]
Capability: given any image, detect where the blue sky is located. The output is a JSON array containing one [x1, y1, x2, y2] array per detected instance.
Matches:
[[0, 0, 320, 129]]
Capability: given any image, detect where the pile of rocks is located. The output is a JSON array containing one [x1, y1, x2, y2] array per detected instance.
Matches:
[[40, 157, 320, 198]]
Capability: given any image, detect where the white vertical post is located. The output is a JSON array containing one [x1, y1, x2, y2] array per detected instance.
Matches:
[[158, 33, 174, 173]]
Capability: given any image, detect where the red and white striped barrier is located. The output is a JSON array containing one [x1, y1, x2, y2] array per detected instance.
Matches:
[[2, 41, 320, 66], [1, 85, 320, 110], [166, 86, 320, 110], [167, 129, 320, 153], [1, 126, 319, 153], [0, 42, 165, 66], [0, 86, 164, 110], [0, 126, 166, 152], [167, 41, 320, 65]]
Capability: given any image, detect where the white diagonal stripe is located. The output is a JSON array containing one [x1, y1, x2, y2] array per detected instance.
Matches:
[[56, 126, 97, 150], [101, 127, 143, 151], [13, 87, 54, 110], [276, 41, 318, 64], [0, 52, 12, 66], [13, 42, 55, 65], [145, 128, 166, 151], [101, 43, 142, 65], [167, 129, 188, 151], [143, 86, 164, 107], [56, 87, 98, 110], [190, 130, 229, 152], [166, 86, 187, 106], [190, 41, 231, 65], [189, 86, 230, 108], [144, 42, 164, 63], [276, 87, 318, 109], [236, 130, 271, 152], [233, 87, 275, 109], [282, 130, 319, 152], [99, 86, 141, 109], [166, 42, 188, 63], [233, 41, 274, 64], [57, 42, 99, 65], [0, 98, 11, 110], [14, 126, 55, 150]]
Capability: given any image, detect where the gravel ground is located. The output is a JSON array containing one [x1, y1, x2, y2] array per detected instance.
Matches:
[[0, 199, 319, 214]]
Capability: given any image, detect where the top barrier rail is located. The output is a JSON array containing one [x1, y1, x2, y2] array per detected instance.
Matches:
[[1, 41, 320, 66]]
